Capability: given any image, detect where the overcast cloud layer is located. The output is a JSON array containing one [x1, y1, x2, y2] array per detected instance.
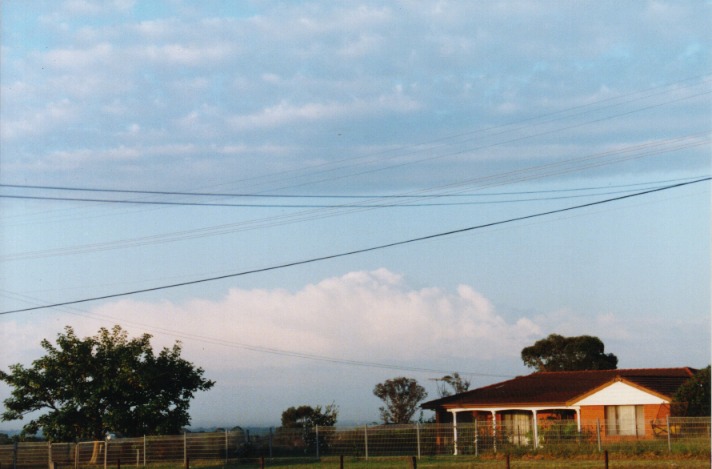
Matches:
[[1, 1, 710, 428]]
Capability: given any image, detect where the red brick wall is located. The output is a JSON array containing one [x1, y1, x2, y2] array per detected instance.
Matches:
[[580, 405, 605, 422], [580, 404, 668, 439]]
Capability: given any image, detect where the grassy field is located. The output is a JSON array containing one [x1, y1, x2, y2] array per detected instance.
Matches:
[[169, 454, 711, 469]]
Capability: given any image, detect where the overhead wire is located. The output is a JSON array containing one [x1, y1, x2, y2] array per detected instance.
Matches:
[[1, 133, 707, 262], [0, 181, 702, 209], [1, 176, 708, 316], [0, 175, 704, 201]]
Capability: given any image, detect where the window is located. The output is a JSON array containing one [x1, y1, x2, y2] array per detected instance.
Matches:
[[502, 413, 531, 445], [605, 405, 645, 436]]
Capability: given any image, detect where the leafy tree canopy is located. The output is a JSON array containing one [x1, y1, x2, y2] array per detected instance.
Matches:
[[672, 366, 710, 417], [373, 377, 427, 424], [521, 333, 618, 372], [279, 403, 338, 453], [0, 325, 214, 441], [280, 403, 338, 428]]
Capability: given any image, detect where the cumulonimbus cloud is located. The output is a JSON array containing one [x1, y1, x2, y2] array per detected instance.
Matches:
[[76, 269, 542, 368]]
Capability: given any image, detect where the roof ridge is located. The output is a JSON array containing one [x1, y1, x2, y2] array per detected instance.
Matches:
[[533, 366, 692, 375]]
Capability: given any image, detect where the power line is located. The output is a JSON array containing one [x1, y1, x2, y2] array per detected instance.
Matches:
[[0, 185, 689, 208], [1, 176, 707, 316], [2, 133, 707, 261], [0, 175, 701, 200]]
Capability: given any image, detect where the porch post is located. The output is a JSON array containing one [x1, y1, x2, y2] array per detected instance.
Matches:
[[452, 411, 458, 456], [531, 410, 539, 449], [491, 410, 497, 453], [575, 407, 581, 432]]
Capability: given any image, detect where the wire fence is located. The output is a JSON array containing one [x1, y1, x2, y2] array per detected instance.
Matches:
[[0, 417, 709, 468]]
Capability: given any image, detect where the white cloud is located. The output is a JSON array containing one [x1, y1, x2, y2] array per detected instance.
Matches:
[[0, 271, 542, 374], [1, 99, 79, 140], [62, 0, 135, 15], [2, 269, 707, 425], [229, 93, 420, 130], [42, 43, 114, 69], [140, 43, 233, 65], [76, 269, 542, 371]]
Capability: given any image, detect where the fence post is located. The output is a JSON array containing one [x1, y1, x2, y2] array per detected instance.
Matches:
[[183, 432, 187, 468], [104, 440, 108, 469], [364, 425, 369, 460], [492, 416, 496, 454], [13, 441, 18, 469], [474, 418, 478, 457], [143, 436, 146, 467], [315, 425, 320, 459], [416, 423, 421, 459], [225, 428, 228, 465], [48, 441, 52, 469], [666, 416, 671, 452], [269, 427, 273, 458], [596, 419, 601, 452]]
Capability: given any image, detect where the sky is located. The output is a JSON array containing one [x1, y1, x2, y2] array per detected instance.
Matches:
[[0, 0, 710, 430]]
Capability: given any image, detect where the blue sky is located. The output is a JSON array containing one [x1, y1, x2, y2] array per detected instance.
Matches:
[[0, 0, 710, 429]]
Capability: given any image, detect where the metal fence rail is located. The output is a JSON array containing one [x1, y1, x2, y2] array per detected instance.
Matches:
[[1, 417, 709, 467]]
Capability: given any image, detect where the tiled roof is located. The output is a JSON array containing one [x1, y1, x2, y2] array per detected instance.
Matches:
[[421, 368, 696, 409]]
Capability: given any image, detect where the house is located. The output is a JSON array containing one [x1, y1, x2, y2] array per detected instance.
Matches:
[[421, 367, 695, 451]]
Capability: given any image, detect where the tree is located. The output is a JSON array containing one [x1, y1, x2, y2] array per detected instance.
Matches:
[[0, 325, 215, 441], [672, 366, 710, 416], [373, 377, 427, 424], [435, 372, 471, 397], [280, 403, 338, 428], [280, 403, 338, 453], [520, 333, 618, 372]]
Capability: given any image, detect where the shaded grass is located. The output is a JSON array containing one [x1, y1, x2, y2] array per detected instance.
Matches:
[[145, 453, 711, 469]]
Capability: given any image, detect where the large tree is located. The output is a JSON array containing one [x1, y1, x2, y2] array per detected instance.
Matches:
[[280, 403, 339, 429], [280, 403, 338, 453], [373, 377, 427, 424], [672, 366, 710, 416], [521, 333, 618, 372], [0, 325, 214, 441]]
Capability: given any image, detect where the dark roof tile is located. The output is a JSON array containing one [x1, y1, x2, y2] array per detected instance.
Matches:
[[422, 368, 695, 409]]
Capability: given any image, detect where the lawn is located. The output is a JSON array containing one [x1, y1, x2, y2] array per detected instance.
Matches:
[[172, 454, 711, 469]]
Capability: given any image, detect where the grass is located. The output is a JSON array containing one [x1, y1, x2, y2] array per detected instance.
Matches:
[[136, 452, 711, 469]]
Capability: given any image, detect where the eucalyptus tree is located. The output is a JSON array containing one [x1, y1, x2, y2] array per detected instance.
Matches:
[[0, 325, 214, 441]]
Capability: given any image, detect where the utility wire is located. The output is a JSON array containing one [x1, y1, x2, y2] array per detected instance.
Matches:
[[3, 134, 706, 262], [0, 175, 701, 199], [0, 185, 687, 208], [1, 176, 707, 316]]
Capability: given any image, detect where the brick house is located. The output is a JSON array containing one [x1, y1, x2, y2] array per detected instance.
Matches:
[[421, 367, 695, 450]]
